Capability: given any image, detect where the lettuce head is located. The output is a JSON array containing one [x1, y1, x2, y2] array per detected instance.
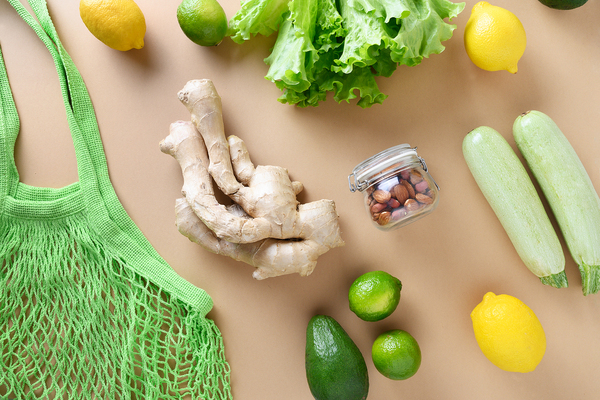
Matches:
[[228, 0, 465, 107]]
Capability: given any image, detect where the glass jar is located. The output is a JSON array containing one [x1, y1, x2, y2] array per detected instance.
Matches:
[[348, 144, 440, 231]]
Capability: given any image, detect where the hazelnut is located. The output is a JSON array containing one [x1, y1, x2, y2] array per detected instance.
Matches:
[[378, 211, 392, 225]]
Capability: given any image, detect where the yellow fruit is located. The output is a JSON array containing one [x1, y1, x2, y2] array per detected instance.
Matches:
[[471, 292, 546, 373], [464, 1, 526, 73], [80, 0, 146, 51]]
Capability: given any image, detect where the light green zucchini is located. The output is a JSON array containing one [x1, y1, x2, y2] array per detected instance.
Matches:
[[463, 126, 567, 288], [514, 110, 600, 295]]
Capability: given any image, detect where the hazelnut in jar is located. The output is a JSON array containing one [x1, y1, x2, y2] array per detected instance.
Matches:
[[348, 144, 440, 231]]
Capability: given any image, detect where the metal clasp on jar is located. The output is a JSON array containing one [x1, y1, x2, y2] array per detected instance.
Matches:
[[417, 156, 440, 191], [349, 153, 440, 193]]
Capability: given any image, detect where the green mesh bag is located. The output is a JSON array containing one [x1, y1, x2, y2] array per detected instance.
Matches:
[[0, 0, 232, 398]]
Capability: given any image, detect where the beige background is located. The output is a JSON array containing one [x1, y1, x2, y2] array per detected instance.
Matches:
[[2, 0, 600, 398]]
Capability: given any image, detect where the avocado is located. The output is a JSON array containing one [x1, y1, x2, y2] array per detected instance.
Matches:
[[538, 0, 587, 10], [305, 315, 369, 400]]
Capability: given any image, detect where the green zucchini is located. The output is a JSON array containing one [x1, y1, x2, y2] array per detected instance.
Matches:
[[513, 111, 600, 295], [463, 126, 567, 288]]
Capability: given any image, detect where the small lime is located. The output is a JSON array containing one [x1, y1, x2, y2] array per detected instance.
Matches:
[[348, 271, 402, 322], [177, 0, 228, 46], [372, 330, 421, 380]]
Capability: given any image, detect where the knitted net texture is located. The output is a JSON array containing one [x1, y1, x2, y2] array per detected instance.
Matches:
[[0, 0, 233, 398], [0, 212, 231, 399]]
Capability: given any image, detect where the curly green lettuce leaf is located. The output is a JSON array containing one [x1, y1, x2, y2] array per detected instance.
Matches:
[[323, 67, 388, 108], [265, 0, 344, 101], [276, 66, 387, 108], [264, 0, 323, 93], [346, 0, 411, 22], [390, 0, 465, 66], [230, 0, 465, 107], [335, 0, 465, 73], [332, 0, 394, 75], [265, 0, 391, 107], [227, 0, 291, 44], [264, 13, 318, 94], [313, 0, 346, 52]]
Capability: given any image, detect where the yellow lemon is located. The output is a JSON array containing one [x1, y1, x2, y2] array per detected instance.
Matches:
[[471, 292, 546, 372], [464, 1, 526, 73], [80, 0, 146, 51]]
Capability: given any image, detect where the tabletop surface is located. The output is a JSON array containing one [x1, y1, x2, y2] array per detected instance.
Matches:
[[1, 0, 600, 398]]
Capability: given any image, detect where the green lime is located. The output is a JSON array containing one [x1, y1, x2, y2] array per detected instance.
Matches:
[[348, 271, 402, 322], [177, 0, 228, 46], [537, 0, 587, 9], [372, 330, 421, 380]]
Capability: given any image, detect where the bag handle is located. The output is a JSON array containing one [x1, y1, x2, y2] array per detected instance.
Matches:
[[0, 44, 20, 208], [2, 0, 216, 314], [2, 0, 112, 205]]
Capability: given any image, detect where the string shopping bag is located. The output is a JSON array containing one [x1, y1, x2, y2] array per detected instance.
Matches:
[[0, 0, 232, 398]]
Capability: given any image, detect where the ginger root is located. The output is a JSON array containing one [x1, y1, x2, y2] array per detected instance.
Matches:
[[160, 79, 344, 279]]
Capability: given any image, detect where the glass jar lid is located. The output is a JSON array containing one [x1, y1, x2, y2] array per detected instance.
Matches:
[[349, 144, 421, 192]]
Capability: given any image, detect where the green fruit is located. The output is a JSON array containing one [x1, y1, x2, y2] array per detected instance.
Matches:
[[177, 0, 228, 46], [305, 315, 369, 400], [372, 329, 421, 380], [349, 271, 402, 322], [537, 0, 587, 10]]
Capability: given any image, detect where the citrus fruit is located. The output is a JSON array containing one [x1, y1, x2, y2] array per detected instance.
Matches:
[[464, 1, 526, 73], [79, 0, 146, 51], [348, 271, 402, 322], [538, 0, 587, 9], [470, 292, 546, 372], [177, 0, 228, 47], [372, 330, 421, 380]]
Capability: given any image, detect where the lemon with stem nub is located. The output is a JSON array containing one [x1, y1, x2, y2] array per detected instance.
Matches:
[[471, 292, 546, 372], [80, 0, 146, 51], [464, 1, 526, 73]]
